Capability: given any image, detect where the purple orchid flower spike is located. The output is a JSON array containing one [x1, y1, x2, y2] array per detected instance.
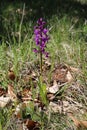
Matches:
[[34, 18, 50, 75], [34, 18, 50, 57]]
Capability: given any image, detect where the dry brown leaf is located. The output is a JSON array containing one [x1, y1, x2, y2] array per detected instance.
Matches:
[[80, 120, 87, 128], [68, 113, 87, 128], [69, 66, 80, 73], [68, 113, 80, 127], [0, 96, 11, 108], [48, 80, 59, 94], [64, 64, 80, 73], [20, 88, 32, 101], [66, 71, 73, 82], [47, 93, 55, 101], [24, 119, 40, 130], [52, 64, 68, 83], [52, 64, 74, 83], [32, 71, 37, 77], [8, 70, 15, 81], [7, 84, 17, 101]]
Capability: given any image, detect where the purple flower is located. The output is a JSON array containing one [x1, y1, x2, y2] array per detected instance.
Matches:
[[33, 48, 39, 53], [37, 18, 46, 26], [34, 18, 50, 57], [43, 28, 48, 34], [34, 29, 40, 35]]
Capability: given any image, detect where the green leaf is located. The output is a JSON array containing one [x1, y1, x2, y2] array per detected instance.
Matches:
[[0, 121, 2, 130], [40, 83, 48, 105]]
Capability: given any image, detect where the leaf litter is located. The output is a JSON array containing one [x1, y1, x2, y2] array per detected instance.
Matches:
[[0, 60, 86, 130]]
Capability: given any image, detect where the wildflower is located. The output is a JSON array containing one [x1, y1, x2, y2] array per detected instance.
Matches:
[[34, 18, 50, 75], [34, 18, 49, 57]]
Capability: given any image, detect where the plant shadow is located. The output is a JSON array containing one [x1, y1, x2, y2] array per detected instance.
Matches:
[[0, 0, 87, 41]]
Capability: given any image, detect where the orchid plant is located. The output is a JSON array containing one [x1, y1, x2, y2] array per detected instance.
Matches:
[[34, 18, 50, 76]]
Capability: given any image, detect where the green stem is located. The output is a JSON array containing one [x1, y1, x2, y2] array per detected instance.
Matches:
[[40, 51, 42, 76]]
